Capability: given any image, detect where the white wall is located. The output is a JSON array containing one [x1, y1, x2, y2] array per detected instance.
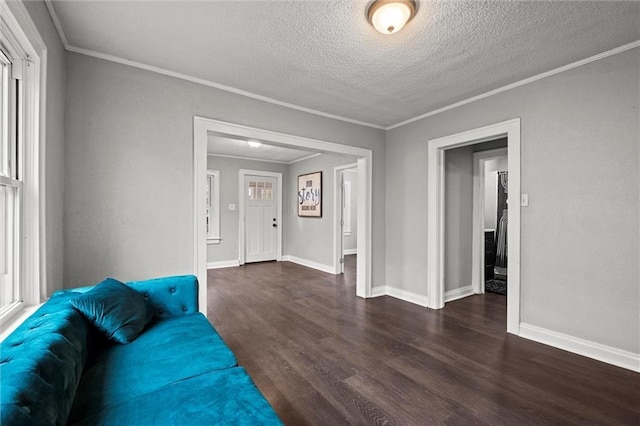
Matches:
[[21, 1, 66, 297], [64, 52, 386, 288], [484, 157, 508, 230], [286, 154, 356, 268], [206, 155, 288, 265], [386, 48, 639, 354]]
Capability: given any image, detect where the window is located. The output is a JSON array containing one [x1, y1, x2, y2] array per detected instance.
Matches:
[[0, 6, 42, 330], [206, 170, 220, 244], [0, 48, 19, 314], [247, 180, 272, 201]]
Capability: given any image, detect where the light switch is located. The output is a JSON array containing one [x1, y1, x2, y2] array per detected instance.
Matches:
[[228, 203, 236, 211], [521, 194, 529, 207]]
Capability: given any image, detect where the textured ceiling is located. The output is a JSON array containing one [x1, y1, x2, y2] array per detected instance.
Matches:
[[207, 135, 317, 163], [49, 1, 640, 128]]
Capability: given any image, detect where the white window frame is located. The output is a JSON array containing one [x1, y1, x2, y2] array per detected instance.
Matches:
[[0, 2, 43, 331], [206, 170, 220, 244]]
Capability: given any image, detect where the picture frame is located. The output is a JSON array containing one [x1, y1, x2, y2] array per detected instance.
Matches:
[[298, 171, 322, 217]]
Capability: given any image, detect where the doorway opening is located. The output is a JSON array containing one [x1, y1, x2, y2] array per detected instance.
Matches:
[[334, 163, 358, 275], [427, 118, 521, 334], [471, 148, 508, 296], [193, 117, 373, 314]]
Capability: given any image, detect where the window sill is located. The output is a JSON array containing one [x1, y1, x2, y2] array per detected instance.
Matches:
[[0, 303, 42, 342]]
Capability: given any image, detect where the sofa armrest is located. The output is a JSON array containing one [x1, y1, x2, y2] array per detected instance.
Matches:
[[126, 275, 199, 320]]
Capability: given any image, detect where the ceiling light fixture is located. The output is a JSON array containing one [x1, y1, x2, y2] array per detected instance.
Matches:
[[247, 141, 262, 148], [367, 0, 416, 35]]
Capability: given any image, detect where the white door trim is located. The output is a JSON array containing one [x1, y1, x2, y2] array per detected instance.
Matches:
[[238, 169, 282, 265], [194, 117, 374, 313], [471, 148, 508, 295], [334, 163, 357, 274], [427, 118, 521, 334]]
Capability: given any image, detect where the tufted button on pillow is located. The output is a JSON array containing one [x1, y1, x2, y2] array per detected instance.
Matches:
[[169, 287, 176, 294], [158, 309, 164, 315], [143, 292, 149, 298], [21, 405, 31, 414], [182, 306, 188, 312]]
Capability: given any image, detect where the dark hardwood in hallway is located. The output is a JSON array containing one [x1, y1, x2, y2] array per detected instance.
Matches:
[[207, 256, 639, 425]]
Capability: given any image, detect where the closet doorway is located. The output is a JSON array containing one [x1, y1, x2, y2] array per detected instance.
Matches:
[[472, 148, 508, 296], [427, 118, 521, 334]]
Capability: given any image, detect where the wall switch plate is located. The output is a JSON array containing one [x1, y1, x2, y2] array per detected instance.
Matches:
[[521, 194, 529, 206], [228, 203, 236, 211]]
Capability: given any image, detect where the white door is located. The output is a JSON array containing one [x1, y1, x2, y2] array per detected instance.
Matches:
[[245, 175, 278, 263]]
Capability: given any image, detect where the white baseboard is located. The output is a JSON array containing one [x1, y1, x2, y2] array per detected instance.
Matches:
[[384, 286, 430, 307], [282, 255, 336, 274], [444, 285, 474, 303], [343, 248, 357, 255], [519, 323, 640, 373], [207, 260, 240, 270], [370, 286, 386, 297]]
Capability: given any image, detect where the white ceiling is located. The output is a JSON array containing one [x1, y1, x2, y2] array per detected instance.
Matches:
[[48, 1, 639, 128], [207, 135, 319, 163]]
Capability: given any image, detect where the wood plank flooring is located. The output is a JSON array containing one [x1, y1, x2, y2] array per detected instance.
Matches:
[[207, 256, 639, 425]]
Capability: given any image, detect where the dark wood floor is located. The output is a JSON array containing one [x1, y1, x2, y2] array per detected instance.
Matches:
[[207, 256, 639, 425]]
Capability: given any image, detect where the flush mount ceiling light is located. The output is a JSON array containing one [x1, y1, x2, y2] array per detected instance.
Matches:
[[367, 0, 417, 35], [247, 141, 262, 148]]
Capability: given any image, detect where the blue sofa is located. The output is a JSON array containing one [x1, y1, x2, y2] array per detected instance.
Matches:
[[0, 275, 282, 425]]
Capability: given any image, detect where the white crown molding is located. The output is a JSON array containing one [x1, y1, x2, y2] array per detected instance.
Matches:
[[41, 3, 638, 134], [287, 153, 322, 164], [387, 40, 640, 130], [64, 45, 386, 130], [44, 1, 381, 130], [207, 153, 288, 165], [519, 323, 640, 373], [44, 0, 69, 49], [53, 35, 384, 130], [207, 152, 321, 165]]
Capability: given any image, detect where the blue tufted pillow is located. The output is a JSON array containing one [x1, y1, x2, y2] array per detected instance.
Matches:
[[70, 278, 153, 344]]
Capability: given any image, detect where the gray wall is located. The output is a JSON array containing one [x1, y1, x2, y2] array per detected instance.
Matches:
[[386, 48, 639, 353], [22, 1, 66, 297], [444, 146, 474, 292], [206, 155, 288, 264], [286, 154, 356, 268], [343, 169, 358, 252], [64, 52, 386, 287]]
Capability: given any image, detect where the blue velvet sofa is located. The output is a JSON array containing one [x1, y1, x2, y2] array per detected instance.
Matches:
[[0, 275, 282, 425]]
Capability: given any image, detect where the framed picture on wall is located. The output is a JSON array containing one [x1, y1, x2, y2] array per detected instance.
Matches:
[[298, 171, 322, 217]]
